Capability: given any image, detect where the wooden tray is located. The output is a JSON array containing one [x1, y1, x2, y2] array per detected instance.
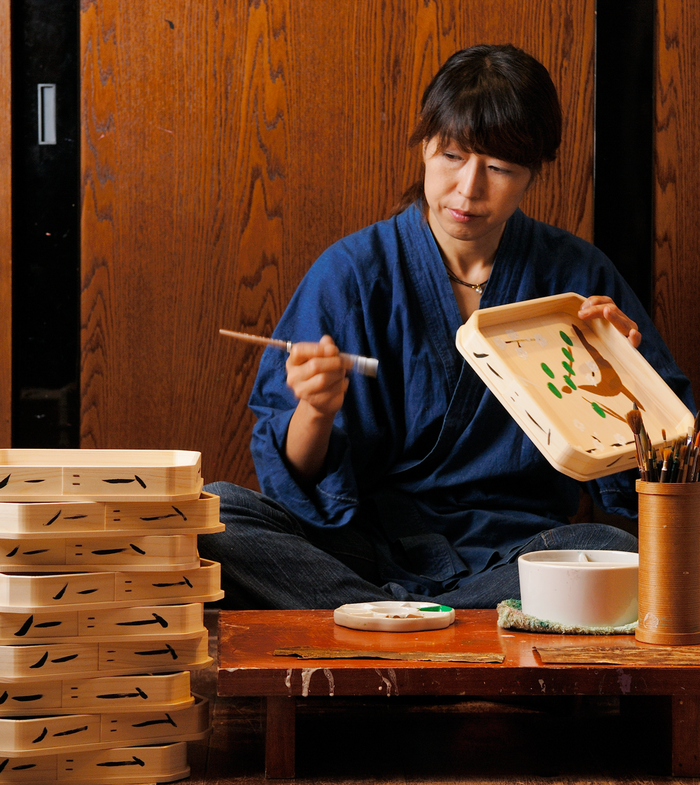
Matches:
[[0, 694, 209, 755], [0, 534, 199, 572], [0, 741, 189, 784], [0, 492, 223, 537], [0, 450, 203, 502], [0, 559, 223, 612], [0, 672, 192, 715], [0, 630, 210, 680], [0, 603, 204, 645], [456, 293, 695, 480]]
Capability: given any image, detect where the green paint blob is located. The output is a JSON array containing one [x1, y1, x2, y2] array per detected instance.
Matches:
[[591, 402, 606, 417], [560, 330, 574, 346], [562, 361, 575, 376], [564, 375, 577, 390], [541, 363, 555, 378], [562, 347, 574, 362], [547, 382, 563, 399]]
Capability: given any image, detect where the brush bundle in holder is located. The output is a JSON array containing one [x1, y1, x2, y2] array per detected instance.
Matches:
[[636, 481, 700, 644]]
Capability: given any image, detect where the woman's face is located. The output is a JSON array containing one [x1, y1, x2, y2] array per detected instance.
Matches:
[[422, 137, 532, 255]]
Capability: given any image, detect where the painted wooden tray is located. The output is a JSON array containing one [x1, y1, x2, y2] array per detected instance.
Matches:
[[0, 450, 203, 502], [0, 672, 192, 715], [0, 492, 223, 537], [0, 629, 210, 680], [0, 534, 199, 572], [0, 741, 189, 784], [0, 559, 223, 612], [0, 694, 209, 755], [456, 293, 695, 480], [0, 602, 204, 645]]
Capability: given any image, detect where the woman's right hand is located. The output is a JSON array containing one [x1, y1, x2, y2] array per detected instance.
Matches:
[[284, 335, 353, 484], [286, 334, 352, 419]]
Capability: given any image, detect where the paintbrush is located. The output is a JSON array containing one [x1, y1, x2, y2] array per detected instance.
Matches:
[[626, 409, 649, 481], [660, 447, 672, 482], [219, 328, 379, 378]]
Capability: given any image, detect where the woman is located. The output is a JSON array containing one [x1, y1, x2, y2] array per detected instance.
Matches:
[[202, 44, 693, 609]]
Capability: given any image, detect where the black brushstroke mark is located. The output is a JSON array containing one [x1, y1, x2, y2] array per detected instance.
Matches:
[[0, 760, 7, 773], [12, 694, 43, 702], [0, 691, 7, 704], [24, 479, 45, 484], [525, 411, 546, 433], [53, 584, 68, 600], [129, 543, 147, 554], [35, 621, 61, 628], [92, 548, 127, 555], [24, 549, 50, 555], [12, 764, 37, 770], [5, 546, 18, 557], [32, 727, 48, 743], [135, 643, 177, 660], [141, 505, 186, 522], [64, 515, 88, 520], [54, 725, 89, 737], [97, 687, 149, 700], [52, 653, 79, 663], [132, 713, 176, 728], [152, 576, 192, 588], [104, 478, 136, 484], [98, 756, 146, 767], [586, 448, 597, 453], [77, 588, 99, 595], [472, 352, 489, 358], [165, 18, 174, 29], [135, 475, 147, 488], [30, 652, 49, 668], [15, 615, 34, 636], [486, 363, 503, 379], [44, 511, 62, 526], [117, 613, 168, 628], [606, 456, 624, 467], [0, 475, 10, 489]]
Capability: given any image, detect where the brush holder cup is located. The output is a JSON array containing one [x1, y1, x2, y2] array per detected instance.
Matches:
[[636, 480, 700, 645]]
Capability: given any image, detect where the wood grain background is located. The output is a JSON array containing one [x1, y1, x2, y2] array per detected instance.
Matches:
[[80, 0, 595, 487], [653, 2, 700, 395], [0, 0, 11, 447]]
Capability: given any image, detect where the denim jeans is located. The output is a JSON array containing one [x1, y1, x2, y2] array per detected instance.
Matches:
[[199, 482, 638, 610]]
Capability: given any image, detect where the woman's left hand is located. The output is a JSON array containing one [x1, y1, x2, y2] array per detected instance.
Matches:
[[578, 296, 642, 349]]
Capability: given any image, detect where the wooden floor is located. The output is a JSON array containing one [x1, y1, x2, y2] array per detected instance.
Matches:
[[186, 610, 700, 785]]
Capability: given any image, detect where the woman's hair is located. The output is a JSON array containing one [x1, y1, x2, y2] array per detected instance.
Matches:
[[394, 44, 562, 212]]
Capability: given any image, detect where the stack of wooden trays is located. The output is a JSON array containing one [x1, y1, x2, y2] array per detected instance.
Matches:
[[0, 449, 224, 785]]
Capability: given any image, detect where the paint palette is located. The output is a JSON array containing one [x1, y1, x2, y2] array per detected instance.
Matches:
[[456, 293, 695, 480], [334, 601, 455, 632]]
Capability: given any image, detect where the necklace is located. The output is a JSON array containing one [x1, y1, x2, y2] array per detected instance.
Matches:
[[443, 263, 490, 294]]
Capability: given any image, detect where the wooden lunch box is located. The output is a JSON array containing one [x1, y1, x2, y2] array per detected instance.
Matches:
[[0, 450, 203, 502], [0, 602, 204, 645], [0, 492, 222, 536], [0, 534, 200, 572], [0, 630, 210, 680], [0, 671, 193, 715], [0, 741, 190, 784], [456, 293, 695, 480], [0, 559, 223, 612], [0, 694, 209, 755]]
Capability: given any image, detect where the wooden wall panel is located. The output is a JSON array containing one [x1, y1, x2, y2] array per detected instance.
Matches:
[[80, 0, 595, 488], [0, 0, 11, 447], [654, 2, 700, 401]]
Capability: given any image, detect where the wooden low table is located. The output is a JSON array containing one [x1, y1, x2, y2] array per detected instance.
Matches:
[[217, 609, 700, 778]]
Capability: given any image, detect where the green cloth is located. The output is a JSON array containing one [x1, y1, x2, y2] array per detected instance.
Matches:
[[496, 599, 636, 635]]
